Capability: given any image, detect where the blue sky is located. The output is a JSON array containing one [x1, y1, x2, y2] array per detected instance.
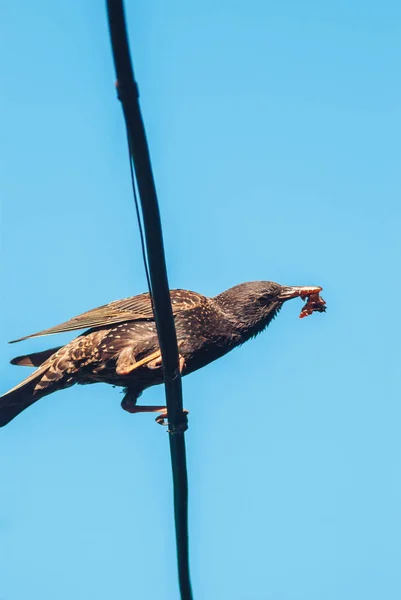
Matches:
[[1, 1, 401, 598]]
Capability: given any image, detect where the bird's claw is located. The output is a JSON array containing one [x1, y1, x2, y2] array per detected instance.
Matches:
[[155, 409, 189, 432], [155, 411, 168, 426]]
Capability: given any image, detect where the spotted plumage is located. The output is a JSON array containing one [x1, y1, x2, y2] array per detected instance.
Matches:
[[0, 281, 325, 426]]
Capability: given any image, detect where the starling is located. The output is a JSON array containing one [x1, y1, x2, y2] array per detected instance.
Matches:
[[0, 281, 325, 427]]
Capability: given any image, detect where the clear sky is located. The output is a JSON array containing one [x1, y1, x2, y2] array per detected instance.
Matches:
[[1, 1, 401, 599]]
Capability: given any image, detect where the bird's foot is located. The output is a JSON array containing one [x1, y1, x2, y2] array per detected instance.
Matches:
[[122, 402, 189, 430], [155, 409, 189, 431]]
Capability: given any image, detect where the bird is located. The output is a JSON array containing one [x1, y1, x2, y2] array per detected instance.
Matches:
[[0, 281, 325, 427]]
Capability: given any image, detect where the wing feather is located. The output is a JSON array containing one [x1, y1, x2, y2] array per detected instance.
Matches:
[[9, 289, 205, 343]]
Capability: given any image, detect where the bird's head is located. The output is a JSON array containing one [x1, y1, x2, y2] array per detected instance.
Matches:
[[215, 281, 323, 334]]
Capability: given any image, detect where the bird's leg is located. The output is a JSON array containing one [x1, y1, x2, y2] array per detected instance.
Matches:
[[121, 388, 188, 427], [147, 341, 186, 373], [123, 403, 189, 427], [119, 342, 186, 375], [147, 352, 186, 374], [120, 387, 140, 411], [116, 347, 137, 376], [116, 348, 170, 376], [124, 404, 167, 415], [117, 349, 162, 375], [121, 388, 166, 416]]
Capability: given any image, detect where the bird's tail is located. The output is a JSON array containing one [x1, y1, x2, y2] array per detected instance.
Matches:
[[1, 349, 70, 427], [10, 347, 63, 367], [0, 389, 42, 427], [0, 365, 50, 427]]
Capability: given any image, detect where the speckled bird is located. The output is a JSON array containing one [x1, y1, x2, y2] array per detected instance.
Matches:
[[0, 281, 325, 427]]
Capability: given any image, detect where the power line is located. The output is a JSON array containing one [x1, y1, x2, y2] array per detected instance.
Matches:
[[126, 135, 153, 299], [106, 2, 193, 599]]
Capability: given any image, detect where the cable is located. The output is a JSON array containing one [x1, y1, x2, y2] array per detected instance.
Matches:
[[106, 2, 193, 599], [126, 133, 153, 298]]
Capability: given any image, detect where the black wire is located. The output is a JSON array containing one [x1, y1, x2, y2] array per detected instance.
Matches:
[[126, 131, 153, 297], [106, 2, 193, 599]]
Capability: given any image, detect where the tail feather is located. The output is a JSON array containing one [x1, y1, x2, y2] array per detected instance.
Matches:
[[0, 358, 73, 427], [10, 347, 62, 367], [0, 391, 43, 427], [2, 363, 50, 397], [0, 370, 48, 427]]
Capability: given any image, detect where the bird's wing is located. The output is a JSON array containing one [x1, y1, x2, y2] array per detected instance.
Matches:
[[9, 290, 205, 343]]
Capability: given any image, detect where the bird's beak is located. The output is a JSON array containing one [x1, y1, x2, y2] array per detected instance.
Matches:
[[278, 285, 322, 301]]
